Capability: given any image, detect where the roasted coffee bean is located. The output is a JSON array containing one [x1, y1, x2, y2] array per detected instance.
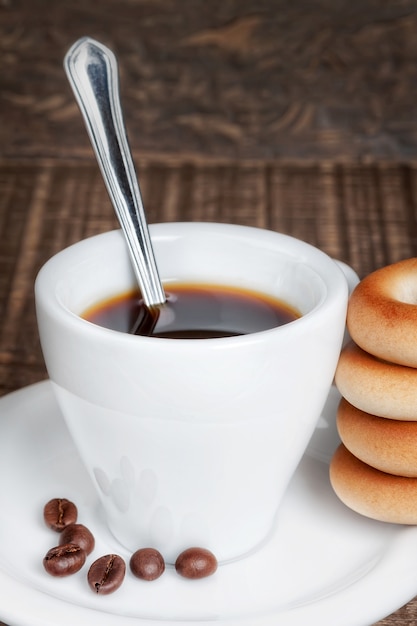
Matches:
[[175, 547, 218, 579], [59, 523, 95, 555], [88, 554, 126, 594], [43, 498, 78, 532], [43, 543, 86, 577], [130, 548, 165, 581]]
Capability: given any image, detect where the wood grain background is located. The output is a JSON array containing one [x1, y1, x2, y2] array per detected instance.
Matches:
[[2, 0, 417, 161]]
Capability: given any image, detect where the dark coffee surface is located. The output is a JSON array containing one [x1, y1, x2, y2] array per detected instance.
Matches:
[[83, 283, 299, 338]]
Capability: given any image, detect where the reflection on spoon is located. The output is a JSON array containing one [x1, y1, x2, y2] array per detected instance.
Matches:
[[129, 303, 160, 336], [64, 37, 166, 309]]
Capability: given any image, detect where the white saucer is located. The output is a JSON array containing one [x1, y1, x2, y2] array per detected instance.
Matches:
[[1, 381, 417, 626]]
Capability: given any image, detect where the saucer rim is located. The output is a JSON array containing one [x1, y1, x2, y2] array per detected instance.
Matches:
[[0, 380, 416, 626]]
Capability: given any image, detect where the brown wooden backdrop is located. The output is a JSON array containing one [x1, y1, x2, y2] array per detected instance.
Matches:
[[2, 0, 417, 162]]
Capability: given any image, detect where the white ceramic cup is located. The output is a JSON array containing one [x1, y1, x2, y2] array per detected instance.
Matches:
[[35, 222, 352, 563]]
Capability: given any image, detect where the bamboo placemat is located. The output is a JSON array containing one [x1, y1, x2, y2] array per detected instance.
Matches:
[[2, 158, 417, 398]]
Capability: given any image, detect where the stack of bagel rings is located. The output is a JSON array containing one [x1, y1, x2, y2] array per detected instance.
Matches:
[[330, 258, 417, 524]]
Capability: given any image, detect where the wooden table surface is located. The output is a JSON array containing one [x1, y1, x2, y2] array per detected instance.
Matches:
[[2, 1, 417, 624]]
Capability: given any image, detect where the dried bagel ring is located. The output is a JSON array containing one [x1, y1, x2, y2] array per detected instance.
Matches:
[[335, 341, 417, 420], [336, 398, 417, 477], [347, 258, 417, 367], [330, 444, 417, 524]]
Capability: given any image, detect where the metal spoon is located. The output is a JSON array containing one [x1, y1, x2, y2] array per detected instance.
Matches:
[[64, 37, 166, 309]]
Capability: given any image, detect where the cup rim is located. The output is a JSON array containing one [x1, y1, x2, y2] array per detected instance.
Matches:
[[35, 222, 348, 347]]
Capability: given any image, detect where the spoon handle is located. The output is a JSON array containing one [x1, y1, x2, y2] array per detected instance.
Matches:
[[64, 37, 165, 308]]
